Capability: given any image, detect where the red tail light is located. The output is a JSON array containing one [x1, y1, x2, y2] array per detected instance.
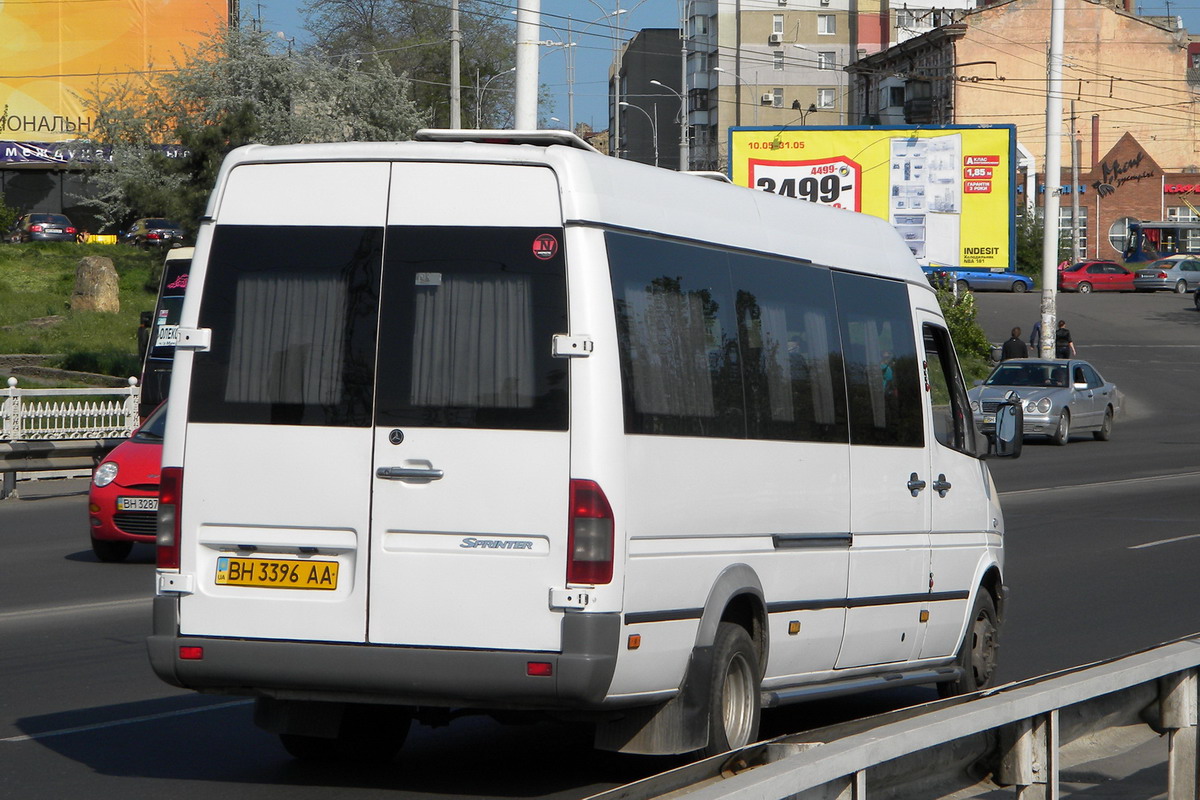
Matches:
[[567, 479, 614, 585], [65, 226, 77, 234], [1157, 271, 1168, 278], [157, 467, 182, 569], [29, 224, 43, 232], [148, 232, 162, 239]]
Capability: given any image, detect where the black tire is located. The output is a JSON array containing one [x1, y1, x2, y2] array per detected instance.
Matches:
[[1093, 407, 1113, 441], [91, 536, 133, 562], [1077, 282, 1092, 294], [1194, 291, 1200, 311], [938, 590, 999, 697], [1011, 280, 1028, 293], [955, 280, 970, 293], [1052, 410, 1070, 446], [701, 622, 761, 758], [280, 705, 411, 763], [1175, 280, 1188, 294]]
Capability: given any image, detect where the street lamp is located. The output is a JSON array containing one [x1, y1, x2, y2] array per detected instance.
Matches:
[[583, 2, 629, 154], [713, 67, 757, 126], [649, 79, 689, 170], [793, 44, 842, 124], [476, 67, 515, 128], [618, 101, 658, 167]]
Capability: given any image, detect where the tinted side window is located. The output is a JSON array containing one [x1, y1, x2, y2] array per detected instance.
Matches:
[[189, 226, 382, 426], [374, 227, 568, 431], [608, 233, 744, 438], [728, 252, 847, 443], [833, 272, 922, 447], [924, 324, 975, 454]]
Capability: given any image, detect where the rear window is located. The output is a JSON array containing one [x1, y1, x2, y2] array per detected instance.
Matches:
[[189, 225, 383, 426], [374, 226, 568, 431]]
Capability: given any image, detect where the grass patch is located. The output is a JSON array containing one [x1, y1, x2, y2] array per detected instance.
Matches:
[[0, 242, 158, 376]]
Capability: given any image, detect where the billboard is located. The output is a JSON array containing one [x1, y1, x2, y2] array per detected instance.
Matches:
[[729, 125, 1016, 270], [0, 0, 227, 146]]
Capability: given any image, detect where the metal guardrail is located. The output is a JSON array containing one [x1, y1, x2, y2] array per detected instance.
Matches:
[[591, 636, 1200, 800], [1, 376, 140, 499]]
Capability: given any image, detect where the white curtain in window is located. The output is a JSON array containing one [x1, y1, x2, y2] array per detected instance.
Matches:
[[226, 275, 347, 406], [804, 310, 836, 425], [624, 285, 715, 418], [409, 274, 534, 408], [759, 303, 793, 422]]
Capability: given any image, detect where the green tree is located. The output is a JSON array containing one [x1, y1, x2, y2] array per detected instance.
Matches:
[[76, 22, 423, 233], [1014, 212, 1070, 278], [302, 0, 517, 127]]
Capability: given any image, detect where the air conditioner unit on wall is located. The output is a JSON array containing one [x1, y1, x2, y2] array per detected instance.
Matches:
[[769, 33, 783, 45], [761, 93, 774, 103]]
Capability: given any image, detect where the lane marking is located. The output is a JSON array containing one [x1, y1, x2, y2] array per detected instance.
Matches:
[[1, 700, 252, 743], [1129, 533, 1200, 551], [1000, 470, 1200, 497], [0, 597, 151, 624]]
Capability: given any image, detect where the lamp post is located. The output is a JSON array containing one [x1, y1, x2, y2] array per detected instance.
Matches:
[[649, 79, 689, 170], [713, 67, 756, 125], [618, 101, 658, 166], [583, 1, 629, 155], [793, 44, 842, 124], [476, 67, 515, 128]]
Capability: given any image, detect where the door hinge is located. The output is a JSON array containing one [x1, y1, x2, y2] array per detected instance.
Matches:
[[175, 327, 212, 352], [552, 334, 593, 358]]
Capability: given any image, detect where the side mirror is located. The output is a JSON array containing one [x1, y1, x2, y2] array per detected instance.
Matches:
[[986, 391, 1023, 459]]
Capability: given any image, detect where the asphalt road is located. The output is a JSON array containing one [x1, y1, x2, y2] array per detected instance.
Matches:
[[2, 288, 1198, 799]]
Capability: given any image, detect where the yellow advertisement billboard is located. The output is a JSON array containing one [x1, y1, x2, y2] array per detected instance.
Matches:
[[729, 126, 1016, 270], [0, 0, 227, 145]]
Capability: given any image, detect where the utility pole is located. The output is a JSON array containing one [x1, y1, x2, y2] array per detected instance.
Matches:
[[1039, 0, 1065, 358], [450, 0, 461, 128], [1071, 99, 1081, 262], [515, 0, 540, 129]]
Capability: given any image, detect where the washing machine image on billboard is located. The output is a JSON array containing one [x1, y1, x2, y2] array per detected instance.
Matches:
[[889, 134, 961, 266]]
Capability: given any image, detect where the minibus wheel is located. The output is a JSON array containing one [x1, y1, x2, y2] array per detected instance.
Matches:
[[279, 705, 411, 763], [702, 622, 761, 757], [938, 591, 998, 697]]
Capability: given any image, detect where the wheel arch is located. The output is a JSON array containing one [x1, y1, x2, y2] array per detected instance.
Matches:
[[693, 564, 768, 672]]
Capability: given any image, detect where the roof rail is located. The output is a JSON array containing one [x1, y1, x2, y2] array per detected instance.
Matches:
[[413, 129, 601, 154]]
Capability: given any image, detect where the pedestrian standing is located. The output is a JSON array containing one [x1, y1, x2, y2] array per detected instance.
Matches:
[[1029, 321, 1042, 353], [1054, 319, 1076, 359], [1001, 327, 1028, 361]]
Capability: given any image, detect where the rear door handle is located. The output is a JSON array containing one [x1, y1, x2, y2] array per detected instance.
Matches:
[[377, 467, 444, 481], [932, 474, 952, 497], [907, 473, 927, 497]]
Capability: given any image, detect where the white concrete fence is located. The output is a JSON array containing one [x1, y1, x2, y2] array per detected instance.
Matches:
[[0, 376, 141, 498]]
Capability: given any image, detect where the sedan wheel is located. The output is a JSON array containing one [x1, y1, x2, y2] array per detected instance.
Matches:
[[1077, 282, 1092, 294], [1093, 407, 1113, 441], [1175, 280, 1188, 294], [1011, 281, 1027, 293], [91, 536, 133, 562], [1053, 411, 1070, 446]]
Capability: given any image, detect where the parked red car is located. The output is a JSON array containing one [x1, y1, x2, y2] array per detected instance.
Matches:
[[88, 402, 165, 562], [1058, 261, 1135, 293]]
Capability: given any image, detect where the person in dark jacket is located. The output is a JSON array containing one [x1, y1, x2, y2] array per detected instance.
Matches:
[[1054, 319, 1076, 359], [1001, 327, 1028, 361]]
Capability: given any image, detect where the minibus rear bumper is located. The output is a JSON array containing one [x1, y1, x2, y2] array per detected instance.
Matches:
[[147, 598, 621, 709]]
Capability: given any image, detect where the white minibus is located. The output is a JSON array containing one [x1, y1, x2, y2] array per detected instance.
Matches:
[[149, 130, 1021, 761]]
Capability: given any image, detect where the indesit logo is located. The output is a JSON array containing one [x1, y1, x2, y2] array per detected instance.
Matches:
[[460, 537, 534, 550]]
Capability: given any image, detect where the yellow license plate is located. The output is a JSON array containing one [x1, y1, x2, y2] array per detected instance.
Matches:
[[215, 557, 338, 590]]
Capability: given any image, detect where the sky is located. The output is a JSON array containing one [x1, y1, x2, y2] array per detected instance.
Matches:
[[257, 1, 683, 131]]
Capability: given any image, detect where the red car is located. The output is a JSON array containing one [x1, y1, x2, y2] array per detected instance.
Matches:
[[88, 402, 165, 562], [1058, 261, 1135, 293]]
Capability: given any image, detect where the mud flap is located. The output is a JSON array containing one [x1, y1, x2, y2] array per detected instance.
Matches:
[[593, 645, 715, 755]]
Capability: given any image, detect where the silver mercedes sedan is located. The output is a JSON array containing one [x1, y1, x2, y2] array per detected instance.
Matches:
[[967, 359, 1122, 445]]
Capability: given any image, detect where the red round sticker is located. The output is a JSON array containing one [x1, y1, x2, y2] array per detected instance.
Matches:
[[532, 233, 559, 260]]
